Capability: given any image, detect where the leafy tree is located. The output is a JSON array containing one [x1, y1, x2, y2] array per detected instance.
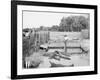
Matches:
[[23, 28, 30, 32], [59, 16, 89, 32], [50, 25, 59, 31], [40, 26, 44, 30]]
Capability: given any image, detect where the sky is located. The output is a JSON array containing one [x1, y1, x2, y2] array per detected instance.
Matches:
[[23, 11, 89, 29]]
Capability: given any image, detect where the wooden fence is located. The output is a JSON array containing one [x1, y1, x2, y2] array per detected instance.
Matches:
[[29, 31, 50, 52]]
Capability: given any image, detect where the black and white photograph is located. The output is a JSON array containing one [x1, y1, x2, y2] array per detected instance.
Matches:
[[11, 1, 97, 79], [22, 11, 90, 69]]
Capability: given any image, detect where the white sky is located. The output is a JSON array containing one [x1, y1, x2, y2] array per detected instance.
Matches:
[[23, 11, 89, 29]]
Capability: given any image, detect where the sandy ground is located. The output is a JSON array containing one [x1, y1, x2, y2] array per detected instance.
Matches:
[[37, 53, 90, 68], [25, 39, 90, 68], [70, 54, 90, 66]]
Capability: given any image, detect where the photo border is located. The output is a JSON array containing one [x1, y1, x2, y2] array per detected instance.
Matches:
[[11, 0, 97, 79]]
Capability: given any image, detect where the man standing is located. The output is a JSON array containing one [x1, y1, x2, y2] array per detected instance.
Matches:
[[64, 35, 68, 55]]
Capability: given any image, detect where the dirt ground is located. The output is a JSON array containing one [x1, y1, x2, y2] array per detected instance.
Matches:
[[24, 39, 90, 68]]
